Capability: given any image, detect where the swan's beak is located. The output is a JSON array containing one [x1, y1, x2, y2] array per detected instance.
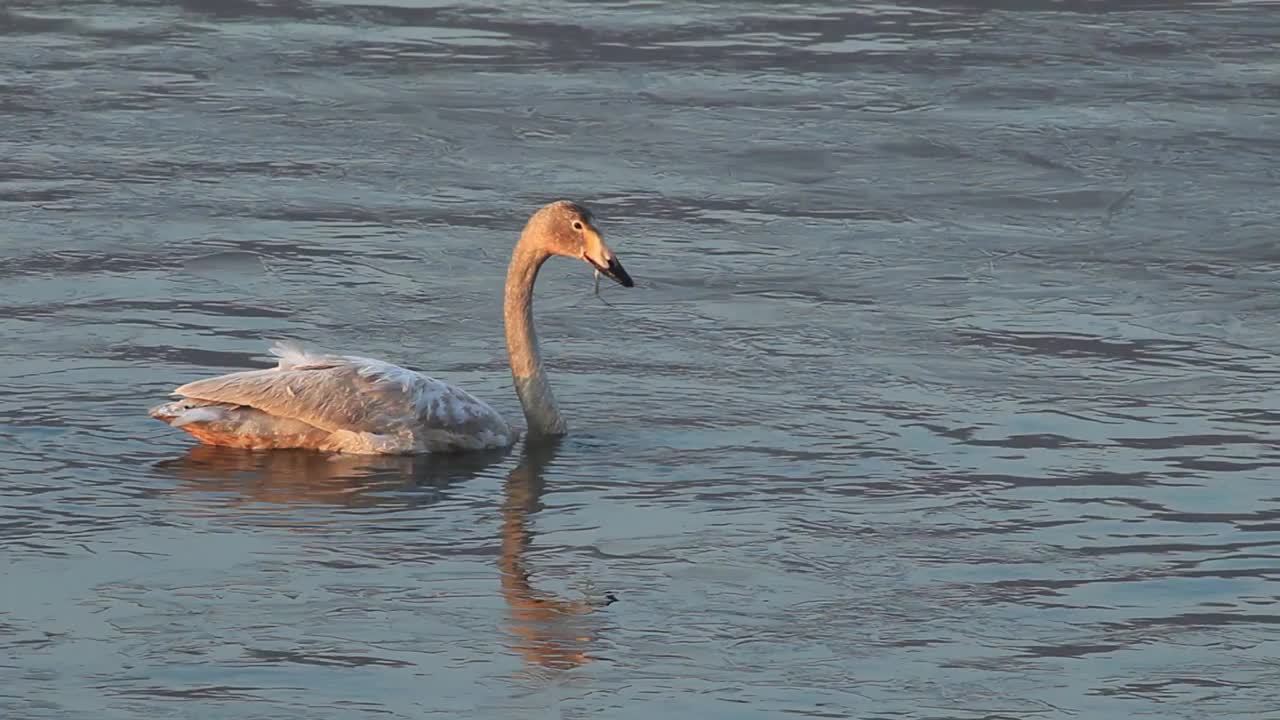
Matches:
[[592, 254, 634, 288], [583, 230, 634, 288]]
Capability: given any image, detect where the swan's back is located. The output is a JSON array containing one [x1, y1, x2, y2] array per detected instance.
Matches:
[[150, 342, 515, 454]]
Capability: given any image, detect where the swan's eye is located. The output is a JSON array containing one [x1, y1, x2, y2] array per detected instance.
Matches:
[[572, 221, 583, 231]]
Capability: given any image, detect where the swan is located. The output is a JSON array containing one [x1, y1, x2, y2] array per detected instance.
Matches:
[[148, 200, 634, 454]]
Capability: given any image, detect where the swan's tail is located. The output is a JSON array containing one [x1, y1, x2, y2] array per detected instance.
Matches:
[[149, 399, 330, 449], [149, 400, 204, 425]]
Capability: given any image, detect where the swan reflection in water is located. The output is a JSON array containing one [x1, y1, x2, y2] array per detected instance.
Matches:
[[156, 440, 607, 669], [157, 442, 509, 508], [499, 438, 612, 669]]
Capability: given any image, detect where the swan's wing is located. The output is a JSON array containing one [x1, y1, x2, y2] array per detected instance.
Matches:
[[171, 342, 509, 443]]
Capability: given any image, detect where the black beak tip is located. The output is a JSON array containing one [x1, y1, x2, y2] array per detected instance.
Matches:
[[606, 258, 634, 288]]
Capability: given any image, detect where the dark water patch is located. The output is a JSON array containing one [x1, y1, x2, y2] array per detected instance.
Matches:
[[0, 9, 78, 34], [101, 685, 270, 701], [244, 647, 414, 668]]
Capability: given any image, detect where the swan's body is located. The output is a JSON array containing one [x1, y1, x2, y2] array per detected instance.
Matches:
[[149, 200, 633, 454], [150, 343, 514, 453]]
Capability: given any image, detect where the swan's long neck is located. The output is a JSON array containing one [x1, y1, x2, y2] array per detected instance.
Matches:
[[505, 239, 567, 437]]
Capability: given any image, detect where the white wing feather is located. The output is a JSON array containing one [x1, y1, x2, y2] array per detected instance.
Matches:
[[170, 341, 514, 453]]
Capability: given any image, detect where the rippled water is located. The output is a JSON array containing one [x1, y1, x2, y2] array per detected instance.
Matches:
[[3, 1, 1280, 717]]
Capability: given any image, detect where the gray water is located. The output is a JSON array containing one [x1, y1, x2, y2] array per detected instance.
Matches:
[[3, 1, 1280, 718]]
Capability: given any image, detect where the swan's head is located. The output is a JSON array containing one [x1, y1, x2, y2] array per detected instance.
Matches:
[[526, 200, 634, 288]]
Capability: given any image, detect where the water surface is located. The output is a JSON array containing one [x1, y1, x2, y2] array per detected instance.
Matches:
[[2, 1, 1279, 718]]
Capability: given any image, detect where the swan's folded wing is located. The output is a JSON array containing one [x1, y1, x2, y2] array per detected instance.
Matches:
[[173, 355, 496, 437]]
